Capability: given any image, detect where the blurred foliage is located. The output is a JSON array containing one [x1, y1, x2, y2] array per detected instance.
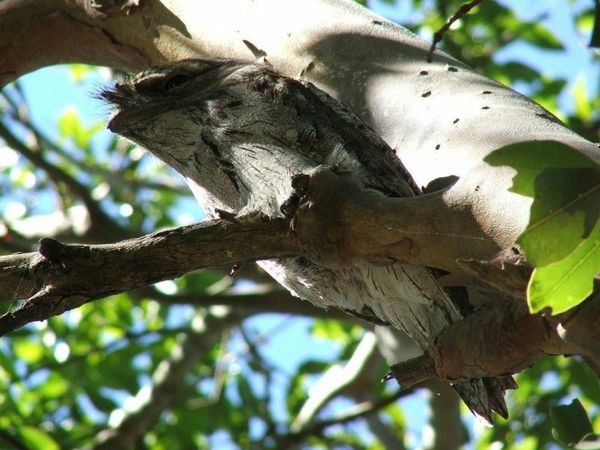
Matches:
[[0, 0, 599, 449]]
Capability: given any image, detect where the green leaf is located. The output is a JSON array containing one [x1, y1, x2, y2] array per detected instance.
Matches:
[[574, 77, 593, 121], [519, 23, 564, 50], [13, 339, 44, 364], [58, 108, 103, 149], [499, 61, 540, 83], [485, 141, 600, 266], [18, 426, 60, 450], [486, 140, 600, 313], [528, 220, 600, 313], [69, 64, 95, 83], [40, 372, 69, 399], [550, 399, 594, 447]]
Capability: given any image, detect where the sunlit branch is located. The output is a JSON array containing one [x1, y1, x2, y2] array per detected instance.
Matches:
[[277, 390, 412, 449], [290, 332, 379, 433]]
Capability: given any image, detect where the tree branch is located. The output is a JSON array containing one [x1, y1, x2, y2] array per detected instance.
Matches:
[[0, 121, 130, 241], [0, 164, 599, 383], [426, 379, 464, 450], [291, 167, 507, 273], [135, 286, 361, 321], [90, 310, 239, 450], [427, 0, 485, 62], [386, 295, 600, 385], [0, 0, 148, 88], [277, 390, 412, 449], [290, 332, 379, 433], [0, 215, 299, 336]]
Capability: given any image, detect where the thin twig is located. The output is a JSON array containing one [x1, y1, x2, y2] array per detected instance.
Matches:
[[0, 121, 130, 239], [91, 311, 241, 450], [275, 390, 413, 449], [427, 0, 485, 62]]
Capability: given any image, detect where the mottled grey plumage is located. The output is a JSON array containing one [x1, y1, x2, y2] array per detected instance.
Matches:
[[102, 59, 510, 422]]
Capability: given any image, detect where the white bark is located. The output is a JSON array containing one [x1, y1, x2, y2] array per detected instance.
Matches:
[[155, 0, 598, 250]]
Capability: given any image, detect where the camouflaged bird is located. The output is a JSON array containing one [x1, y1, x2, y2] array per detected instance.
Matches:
[[101, 59, 512, 422]]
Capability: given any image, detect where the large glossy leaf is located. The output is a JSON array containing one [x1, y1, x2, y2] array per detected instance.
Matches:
[[486, 140, 600, 313], [528, 220, 600, 313]]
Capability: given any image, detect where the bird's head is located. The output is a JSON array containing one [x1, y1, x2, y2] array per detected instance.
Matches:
[[100, 59, 315, 215], [101, 59, 257, 171]]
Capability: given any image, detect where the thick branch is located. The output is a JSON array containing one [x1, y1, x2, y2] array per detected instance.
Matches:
[[292, 167, 505, 273], [0, 0, 149, 87], [0, 215, 298, 336], [387, 295, 600, 385]]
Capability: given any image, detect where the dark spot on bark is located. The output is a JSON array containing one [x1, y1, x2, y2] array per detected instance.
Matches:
[[422, 91, 432, 98], [482, 90, 492, 94], [435, 144, 440, 150], [453, 118, 460, 124], [448, 66, 458, 72], [242, 39, 267, 59], [300, 61, 316, 77], [475, 185, 480, 192], [419, 70, 429, 76], [372, 20, 383, 25], [482, 106, 490, 110]]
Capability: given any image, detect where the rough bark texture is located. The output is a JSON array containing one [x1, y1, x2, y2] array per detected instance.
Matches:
[[0, 216, 297, 335]]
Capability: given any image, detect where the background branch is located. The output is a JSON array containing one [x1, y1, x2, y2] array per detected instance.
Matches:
[[0, 121, 129, 241], [90, 310, 240, 450], [135, 286, 360, 321]]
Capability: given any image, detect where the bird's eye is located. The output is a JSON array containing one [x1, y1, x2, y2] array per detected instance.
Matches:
[[164, 74, 192, 91]]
